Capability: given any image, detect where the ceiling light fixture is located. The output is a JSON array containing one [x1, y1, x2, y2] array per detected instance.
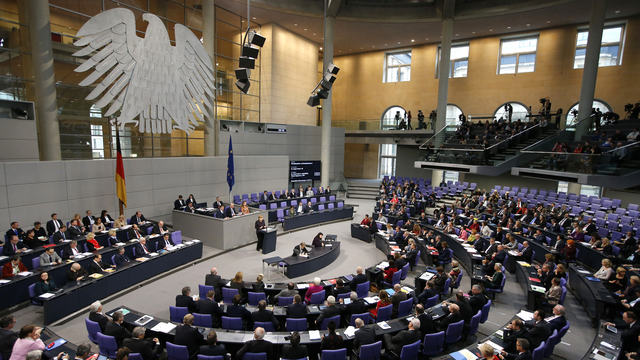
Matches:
[[411, 39, 415, 42], [507, 26, 511, 29], [294, 23, 298, 26], [526, 24, 530, 27], [455, 34, 459, 36], [615, 10, 620, 13], [547, 20, 551, 23]]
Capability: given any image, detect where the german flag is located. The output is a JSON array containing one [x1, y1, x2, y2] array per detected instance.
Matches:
[[115, 129, 127, 208]]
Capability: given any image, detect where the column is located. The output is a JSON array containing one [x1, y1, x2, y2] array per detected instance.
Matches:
[[202, 0, 218, 156], [567, 183, 582, 196], [434, 17, 453, 146], [320, 15, 334, 188], [25, 0, 61, 160], [575, 0, 607, 139], [431, 170, 444, 188]]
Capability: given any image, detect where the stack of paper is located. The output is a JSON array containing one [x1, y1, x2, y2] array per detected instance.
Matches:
[[484, 340, 504, 352], [39, 293, 56, 299], [150, 322, 177, 334], [309, 330, 321, 341], [516, 310, 534, 321], [0, 279, 10, 284], [148, 253, 159, 257], [192, 239, 201, 243], [401, 286, 413, 293], [343, 326, 358, 338], [16, 272, 32, 277], [377, 321, 391, 330], [297, 283, 310, 289]]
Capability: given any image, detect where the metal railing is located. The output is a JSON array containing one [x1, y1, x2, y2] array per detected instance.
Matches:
[[516, 149, 640, 176], [418, 124, 458, 149]]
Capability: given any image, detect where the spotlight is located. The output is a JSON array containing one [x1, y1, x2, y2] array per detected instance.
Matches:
[[539, 98, 547, 104], [307, 95, 320, 107], [324, 73, 336, 84], [327, 63, 340, 75], [235, 79, 251, 94], [242, 45, 260, 59], [235, 68, 251, 80], [306, 62, 340, 107], [317, 88, 329, 99], [239, 57, 255, 69], [249, 31, 266, 47], [319, 79, 332, 91]]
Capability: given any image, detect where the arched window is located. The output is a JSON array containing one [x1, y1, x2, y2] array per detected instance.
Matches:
[[566, 99, 612, 126], [446, 104, 462, 126], [493, 102, 530, 122], [381, 106, 406, 130]]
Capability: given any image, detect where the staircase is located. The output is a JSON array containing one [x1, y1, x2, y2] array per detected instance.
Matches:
[[488, 127, 556, 164], [346, 178, 380, 200]]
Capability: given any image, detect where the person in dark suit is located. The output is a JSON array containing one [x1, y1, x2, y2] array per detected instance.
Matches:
[[122, 327, 162, 360], [66, 263, 88, 281], [321, 320, 345, 350], [89, 301, 110, 332], [30, 224, 45, 240], [259, 191, 269, 204], [315, 296, 343, 326], [199, 331, 229, 360], [292, 242, 309, 256], [255, 215, 266, 251], [236, 327, 273, 360], [523, 309, 551, 349], [62, 240, 81, 260], [212, 197, 224, 209], [268, 191, 277, 201], [151, 221, 169, 235], [135, 238, 152, 256], [332, 278, 351, 298], [537, 263, 555, 290], [436, 304, 462, 332], [547, 305, 567, 333], [113, 247, 131, 266], [343, 292, 366, 318], [184, 203, 197, 213], [227, 294, 251, 330], [415, 304, 434, 338], [82, 210, 96, 228], [503, 319, 533, 353], [174, 195, 186, 210], [185, 194, 197, 206], [469, 285, 488, 315], [104, 311, 132, 348], [68, 220, 85, 238], [448, 291, 473, 326], [350, 267, 368, 291], [129, 224, 144, 240], [252, 300, 279, 330], [5, 222, 24, 242], [0, 315, 18, 360], [174, 314, 204, 358], [2, 236, 26, 257], [198, 291, 223, 328], [417, 281, 438, 305], [52, 226, 69, 243], [517, 241, 534, 264], [281, 332, 306, 360], [606, 311, 640, 353], [205, 267, 223, 302], [158, 233, 175, 251], [88, 254, 114, 275], [286, 295, 308, 319], [224, 204, 237, 218], [46, 214, 64, 236], [176, 286, 199, 314], [130, 211, 147, 225], [390, 284, 408, 318], [383, 318, 422, 355], [499, 338, 533, 360], [312, 232, 324, 248]]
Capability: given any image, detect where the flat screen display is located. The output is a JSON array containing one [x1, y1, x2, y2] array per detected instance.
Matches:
[[290, 161, 321, 182]]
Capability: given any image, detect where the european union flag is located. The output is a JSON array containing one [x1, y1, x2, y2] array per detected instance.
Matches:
[[227, 135, 235, 192]]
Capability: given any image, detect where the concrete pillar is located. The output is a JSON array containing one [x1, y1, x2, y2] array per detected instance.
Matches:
[[202, 0, 218, 156], [576, 0, 607, 140], [568, 182, 582, 196], [434, 17, 453, 146], [320, 15, 334, 188], [431, 170, 444, 188], [25, 0, 61, 160]]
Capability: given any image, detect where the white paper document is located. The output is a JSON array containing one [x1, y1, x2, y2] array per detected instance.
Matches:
[[377, 321, 391, 330], [150, 322, 177, 334], [39, 293, 56, 299], [344, 326, 358, 338], [309, 330, 321, 341], [516, 310, 534, 321]]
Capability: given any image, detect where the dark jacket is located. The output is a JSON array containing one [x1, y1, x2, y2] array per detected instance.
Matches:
[[547, 315, 567, 333], [122, 338, 161, 360], [198, 298, 223, 328], [350, 274, 368, 291], [199, 344, 229, 360], [281, 344, 307, 360], [417, 313, 434, 337], [388, 329, 421, 354], [176, 294, 198, 314], [174, 324, 204, 357], [0, 328, 18, 360], [286, 303, 308, 318], [104, 321, 132, 348], [353, 325, 376, 353], [251, 309, 279, 330], [525, 320, 551, 349], [504, 328, 533, 353], [236, 339, 273, 360], [469, 293, 488, 315], [89, 311, 109, 332], [436, 312, 462, 332], [316, 304, 343, 324]]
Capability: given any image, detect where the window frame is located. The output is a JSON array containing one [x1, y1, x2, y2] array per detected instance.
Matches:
[[573, 23, 626, 69], [436, 43, 470, 79], [383, 50, 412, 83], [379, 144, 397, 177], [497, 35, 539, 74]]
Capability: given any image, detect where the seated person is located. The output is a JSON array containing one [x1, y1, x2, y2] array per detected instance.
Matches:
[[417, 281, 438, 305], [91, 218, 106, 233], [85, 233, 104, 252], [199, 331, 229, 360], [173, 314, 203, 358], [33, 271, 57, 297], [104, 311, 132, 347], [293, 242, 309, 257], [62, 240, 82, 260], [274, 282, 299, 302], [21, 230, 40, 249], [66, 263, 88, 282], [499, 338, 533, 360], [314, 296, 343, 327], [113, 247, 131, 265], [158, 233, 175, 250], [2, 235, 26, 256], [436, 303, 462, 332], [522, 309, 551, 349], [332, 278, 351, 298], [369, 290, 391, 319], [320, 320, 345, 350], [135, 238, 152, 256], [113, 215, 127, 228], [130, 211, 147, 225], [68, 220, 85, 238], [88, 253, 114, 274], [252, 273, 266, 292], [383, 318, 421, 355], [100, 210, 115, 225], [227, 294, 251, 329], [236, 327, 273, 360], [32, 221, 47, 239], [286, 295, 308, 319], [122, 327, 162, 360], [312, 232, 325, 248], [129, 224, 145, 240], [282, 332, 307, 360], [175, 286, 199, 313], [151, 221, 169, 235], [1, 255, 27, 279], [39, 247, 62, 267], [483, 263, 504, 290], [503, 318, 533, 353], [251, 300, 279, 331]]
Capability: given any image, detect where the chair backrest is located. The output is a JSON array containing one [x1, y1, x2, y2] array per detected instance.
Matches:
[[397, 298, 413, 318], [399, 340, 421, 360], [278, 296, 294, 306], [198, 284, 214, 298], [425, 294, 439, 309], [253, 321, 275, 332], [259, 205, 267, 210], [356, 282, 369, 298], [559, 286, 567, 305], [128, 354, 143, 360], [480, 300, 492, 323], [321, 349, 347, 360], [28, 284, 40, 306], [390, 270, 402, 286], [97, 333, 118, 357], [31, 257, 40, 270], [376, 304, 392, 322], [169, 306, 189, 323], [286, 318, 307, 331], [197, 356, 224, 360], [320, 315, 341, 331], [350, 313, 370, 326], [337, 202, 344, 208], [193, 313, 213, 328], [559, 320, 570, 338], [468, 311, 481, 335], [85, 318, 100, 343], [166, 342, 190, 360], [532, 341, 545, 360], [359, 341, 382, 360], [453, 270, 463, 289], [337, 293, 351, 300], [415, 250, 421, 266], [400, 263, 410, 280], [441, 278, 451, 295], [445, 320, 464, 344], [422, 331, 445, 356], [543, 330, 560, 358], [222, 288, 238, 304], [328, 203, 335, 209], [248, 292, 267, 306], [310, 290, 326, 304], [320, 196, 327, 202], [221, 316, 243, 330], [318, 204, 325, 211]]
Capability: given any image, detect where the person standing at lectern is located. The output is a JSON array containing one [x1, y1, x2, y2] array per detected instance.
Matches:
[[255, 215, 266, 251]]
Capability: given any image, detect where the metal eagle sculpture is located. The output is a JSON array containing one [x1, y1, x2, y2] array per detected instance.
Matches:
[[72, 8, 215, 134]]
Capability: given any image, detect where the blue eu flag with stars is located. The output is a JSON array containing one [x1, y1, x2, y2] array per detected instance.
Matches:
[[227, 135, 235, 192]]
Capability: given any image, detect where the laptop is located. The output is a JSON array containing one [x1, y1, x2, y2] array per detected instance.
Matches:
[[325, 234, 337, 241]]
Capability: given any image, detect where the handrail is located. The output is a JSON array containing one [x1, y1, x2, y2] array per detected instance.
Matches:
[[487, 123, 541, 150], [418, 124, 457, 149], [603, 141, 640, 154], [519, 150, 602, 155]]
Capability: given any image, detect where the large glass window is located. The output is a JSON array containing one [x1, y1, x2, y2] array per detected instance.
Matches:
[[574, 26, 624, 69], [581, 185, 602, 197], [443, 171, 459, 184], [498, 37, 538, 74], [557, 182, 569, 194], [381, 106, 406, 130], [446, 104, 463, 126], [90, 125, 104, 158], [379, 144, 397, 177], [493, 102, 530, 122], [384, 51, 411, 83], [437, 45, 469, 78], [566, 100, 611, 126]]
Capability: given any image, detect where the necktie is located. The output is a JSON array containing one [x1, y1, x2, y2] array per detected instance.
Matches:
[[48, 255, 52, 263], [13, 244, 16, 251], [73, 247, 78, 254], [143, 245, 148, 253], [54, 221, 59, 231], [62, 232, 66, 240], [14, 229, 17, 235], [135, 230, 140, 238], [166, 240, 170, 247]]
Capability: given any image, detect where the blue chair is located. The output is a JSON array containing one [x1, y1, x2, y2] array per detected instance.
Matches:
[[397, 298, 413, 318], [422, 331, 445, 356], [253, 321, 275, 332], [353, 340, 381, 360], [558, 286, 567, 305], [397, 340, 421, 360], [321, 349, 346, 360], [97, 333, 118, 357], [320, 315, 341, 331], [286, 318, 307, 331], [356, 282, 369, 298], [221, 316, 243, 330], [278, 297, 294, 306], [166, 342, 190, 360], [222, 288, 238, 304], [381, 270, 402, 288], [169, 306, 189, 322], [559, 320, 570, 339], [543, 330, 560, 358], [198, 284, 214, 298], [464, 311, 481, 340], [445, 320, 464, 344], [310, 290, 326, 305], [85, 318, 100, 344], [439, 278, 451, 299], [488, 275, 506, 299], [450, 270, 463, 294], [28, 284, 41, 306], [425, 294, 439, 309], [350, 313, 370, 326], [193, 313, 212, 328], [532, 341, 545, 360], [31, 257, 40, 269], [128, 354, 143, 360], [337, 293, 351, 301], [171, 230, 182, 244], [242, 354, 267, 360], [248, 292, 267, 306], [400, 263, 410, 281], [374, 304, 392, 322], [198, 355, 224, 360], [318, 205, 325, 211]]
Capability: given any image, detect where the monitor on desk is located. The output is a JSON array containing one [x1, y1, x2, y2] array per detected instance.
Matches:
[[325, 234, 337, 241]]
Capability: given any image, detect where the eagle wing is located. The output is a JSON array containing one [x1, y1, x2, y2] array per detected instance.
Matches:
[[72, 8, 139, 119]]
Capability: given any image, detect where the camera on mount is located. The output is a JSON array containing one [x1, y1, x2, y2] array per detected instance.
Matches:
[[539, 98, 547, 104], [624, 103, 633, 112]]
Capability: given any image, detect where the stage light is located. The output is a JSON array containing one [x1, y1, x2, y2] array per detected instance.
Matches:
[[235, 79, 250, 94], [235, 68, 251, 80], [239, 56, 255, 69], [327, 63, 340, 75], [249, 31, 266, 47], [307, 95, 320, 107], [242, 45, 260, 59]]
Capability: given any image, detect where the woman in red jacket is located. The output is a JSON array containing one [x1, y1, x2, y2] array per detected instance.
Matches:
[[1, 255, 28, 279], [369, 290, 392, 319]]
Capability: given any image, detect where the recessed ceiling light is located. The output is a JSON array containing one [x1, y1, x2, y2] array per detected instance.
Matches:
[[338, 50, 341, 52], [372, 45, 375, 47], [360, 47, 363, 49], [455, 34, 459, 36], [547, 20, 551, 23], [320, 47, 323, 50], [215, 63, 218, 66], [252, 17, 256, 20], [294, 24, 298, 26], [397, 41, 401, 44], [472, 32, 475, 34], [411, 39, 415, 42], [489, 29, 493, 32], [507, 26, 511, 29], [526, 24, 530, 27], [615, 10, 620, 14], [385, 43, 387, 46], [304, 29, 307, 31]]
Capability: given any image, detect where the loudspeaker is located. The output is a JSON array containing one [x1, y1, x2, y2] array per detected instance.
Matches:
[[324, 73, 336, 83], [249, 32, 266, 47], [239, 57, 255, 69], [319, 80, 332, 91], [317, 89, 329, 99], [307, 95, 320, 107], [242, 45, 260, 59], [235, 79, 251, 94], [235, 68, 251, 80], [327, 63, 340, 75]]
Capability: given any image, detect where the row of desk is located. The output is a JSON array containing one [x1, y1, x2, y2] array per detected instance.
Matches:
[[282, 207, 354, 231], [262, 241, 342, 279]]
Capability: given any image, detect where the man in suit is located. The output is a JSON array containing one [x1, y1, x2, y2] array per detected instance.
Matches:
[[483, 238, 498, 257], [176, 286, 199, 314], [39, 248, 62, 267], [66, 263, 88, 281], [415, 304, 434, 338], [383, 318, 421, 355], [353, 317, 376, 354], [158, 233, 175, 251], [199, 331, 229, 360], [268, 191, 278, 201], [606, 311, 640, 353], [114, 247, 131, 266], [67, 220, 85, 238], [332, 279, 351, 298], [447, 291, 473, 326], [286, 295, 308, 319], [546, 305, 567, 333], [89, 301, 110, 332], [259, 191, 269, 204], [185, 203, 197, 214], [174, 314, 203, 358], [73, 343, 93, 360], [224, 203, 237, 218], [104, 311, 132, 348], [205, 267, 224, 302], [469, 285, 488, 315], [315, 296, 343, 326], [390, 284, 408, 318], [62, 240, 81, 260], [236, 327, 273, 360], [199, 290, 224, 328], [292, 242, 308, 256], [492, 245, 507, 264], [227, 294, 252, 329], [5, 222, 24, 242], [122, 327, 161, 360], [350, 267, 368, 292], [151, 221, 169, 235], [500, 339, 533, 360], [558, 213, 571, 230], [130, 211, 147, 225], [436, 304, 462, 332], [46, 214, 64, 236], [174, 195, 186, 210], [88, 254, 114, 274], [524, 309, 551, 349], [503, 319, 533, 353], [517, 241, 534, 264], [252, 300, 279, 330], [582, 218, 596, 235], [417, 281, 438, 305], [53, 226, 69, 243], [546, 219, 561, 233], [2, 235, 26, 257], [129, 224, 144, 240], [82, 210, 96, 228], [343, 292, 367, 318], [134, 238, 152, 256], [274, 282, 299, 302], [280, 190, 289, 199], [0, 315, 18, 360]]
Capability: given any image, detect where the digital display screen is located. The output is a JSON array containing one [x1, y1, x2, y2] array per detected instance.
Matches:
[[290, 161, 321, 182]]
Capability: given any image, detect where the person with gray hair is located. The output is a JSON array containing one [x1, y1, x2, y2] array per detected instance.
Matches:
[[273, 282, 298, 302], [315, 296, 343, 325], [547, 305, 567, 333], [353, 317, 376, 353], [122, 327, 161, 360], [350, 266, 369, 292], [251, 300, 279, 330], [236, 327, 273, 360], [469, 284, 488, 315], [74, 343, 91, 359], [25, 350, 49, 360], [88, 301, 109, 332], [484, 263, 504, 290], [382, 316, 421, 355], [66, 263, 88, 282]]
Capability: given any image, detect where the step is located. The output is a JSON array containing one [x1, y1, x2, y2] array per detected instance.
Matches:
[[348, 194, 377, 200]]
